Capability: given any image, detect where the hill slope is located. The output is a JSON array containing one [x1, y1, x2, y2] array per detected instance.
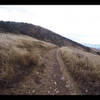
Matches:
[[0, 21, 100, 95], [0, 21, 99, 55]]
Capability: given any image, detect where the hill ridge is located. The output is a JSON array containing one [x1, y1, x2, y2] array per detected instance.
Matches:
[[0, 21, 96, 54]]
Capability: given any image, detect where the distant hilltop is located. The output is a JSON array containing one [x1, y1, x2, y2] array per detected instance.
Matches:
[[83, 43, 100, 49]]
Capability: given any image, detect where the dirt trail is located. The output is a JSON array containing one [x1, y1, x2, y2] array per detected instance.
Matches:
[[50, 49, 69, 94], [43, 48, 81, 95], [57, 49, 81, 94]]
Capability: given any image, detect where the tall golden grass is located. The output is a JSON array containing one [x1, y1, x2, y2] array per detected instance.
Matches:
[[0, 33, 57, 88], [60, 47, 100, 95]]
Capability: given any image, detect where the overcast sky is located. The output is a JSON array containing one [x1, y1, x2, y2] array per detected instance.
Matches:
[[0, 5, 100, 44]]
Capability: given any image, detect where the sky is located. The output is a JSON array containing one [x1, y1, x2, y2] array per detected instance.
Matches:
[[0, 5, 100, 44]]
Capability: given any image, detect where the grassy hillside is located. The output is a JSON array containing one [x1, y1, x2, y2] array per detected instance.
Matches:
[[60, 47, 100, 95], [0, 21, 100, 95], [0, 21, 98, 55], [0, 33, 57, 90]]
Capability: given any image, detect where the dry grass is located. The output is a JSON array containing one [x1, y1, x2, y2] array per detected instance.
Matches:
[[1, 32, 100, 95], [0, 33, 57, 89], [60, 47, 100, 95]]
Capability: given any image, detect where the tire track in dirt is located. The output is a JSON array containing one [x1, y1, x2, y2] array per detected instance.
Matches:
[[56, 49, 81, 94], [43, 48, 80, 95], [51, 49, 70, 95]]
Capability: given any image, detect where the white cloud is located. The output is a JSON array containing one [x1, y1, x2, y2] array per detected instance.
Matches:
[[0, 5, 100, 44]]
